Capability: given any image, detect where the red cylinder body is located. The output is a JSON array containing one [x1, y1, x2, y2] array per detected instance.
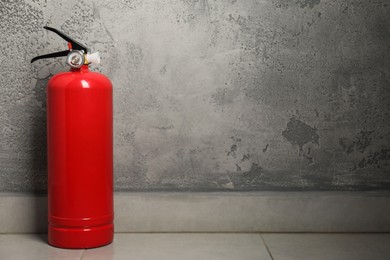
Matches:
[[47, 65, 113, 249]]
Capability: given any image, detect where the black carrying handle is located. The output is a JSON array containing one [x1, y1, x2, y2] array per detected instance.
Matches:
[[31, 26, 88, 63]]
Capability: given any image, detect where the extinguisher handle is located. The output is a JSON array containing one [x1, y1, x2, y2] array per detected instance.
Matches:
[[31, 26, 89, 64], [31, 50, 70, 63], [43, 26, 88, 53]]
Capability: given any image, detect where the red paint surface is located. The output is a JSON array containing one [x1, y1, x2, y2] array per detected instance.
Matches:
[[47, 65, 113, 248]]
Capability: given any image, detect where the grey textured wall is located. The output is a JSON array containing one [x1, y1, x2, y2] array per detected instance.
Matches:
[[1, 0, 389, 192]]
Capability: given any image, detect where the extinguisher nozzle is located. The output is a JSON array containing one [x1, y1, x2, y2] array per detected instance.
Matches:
[[86, 52, 101, 65]]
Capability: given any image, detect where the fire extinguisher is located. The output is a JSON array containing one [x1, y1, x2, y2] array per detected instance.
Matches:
[[31, 26, 113, 249]]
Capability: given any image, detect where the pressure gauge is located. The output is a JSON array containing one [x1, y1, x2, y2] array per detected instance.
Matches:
[[67, 50, 85, 68]]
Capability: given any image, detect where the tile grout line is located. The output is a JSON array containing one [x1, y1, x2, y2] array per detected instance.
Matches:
[[80, 249, 86, 260], [259, 234, 274, 260]]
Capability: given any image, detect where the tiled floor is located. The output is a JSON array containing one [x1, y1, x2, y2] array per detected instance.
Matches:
[[0, 233, 389, 260]]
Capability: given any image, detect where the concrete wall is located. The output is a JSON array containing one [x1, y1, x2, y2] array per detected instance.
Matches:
[[0, 0, 389, 192]]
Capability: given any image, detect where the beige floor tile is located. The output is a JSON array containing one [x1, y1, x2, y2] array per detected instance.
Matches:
[[82, 233, 271, 260], [262, 233, 390, 260], [0, 234, 84, 260]]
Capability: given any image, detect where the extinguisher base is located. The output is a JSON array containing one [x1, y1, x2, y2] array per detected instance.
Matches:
[[48, 223, 114, 249]]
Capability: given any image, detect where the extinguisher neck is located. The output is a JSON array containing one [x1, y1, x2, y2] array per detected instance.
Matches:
[[71, 64, 89, 72]]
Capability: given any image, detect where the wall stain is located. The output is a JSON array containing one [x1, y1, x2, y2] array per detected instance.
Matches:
[[227, 137, 242, 158], [160, 65, 167, 75], [153, 125, 174, 131], [262, 144, 269, 153], [227, 144, 237, 158], [339, 131, 374, 154], [242, 154, 251, 161], [282, 117, 320, 151], [356, 147, 390, 169], [314, 109, 319, 117], [274, 1, 289, 9], [296, 0, 321, 9], [274, 0, 320, 9], [231, 136, 241, 142], [303, 147, 314, 164], [242, 163, 263, 185]]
